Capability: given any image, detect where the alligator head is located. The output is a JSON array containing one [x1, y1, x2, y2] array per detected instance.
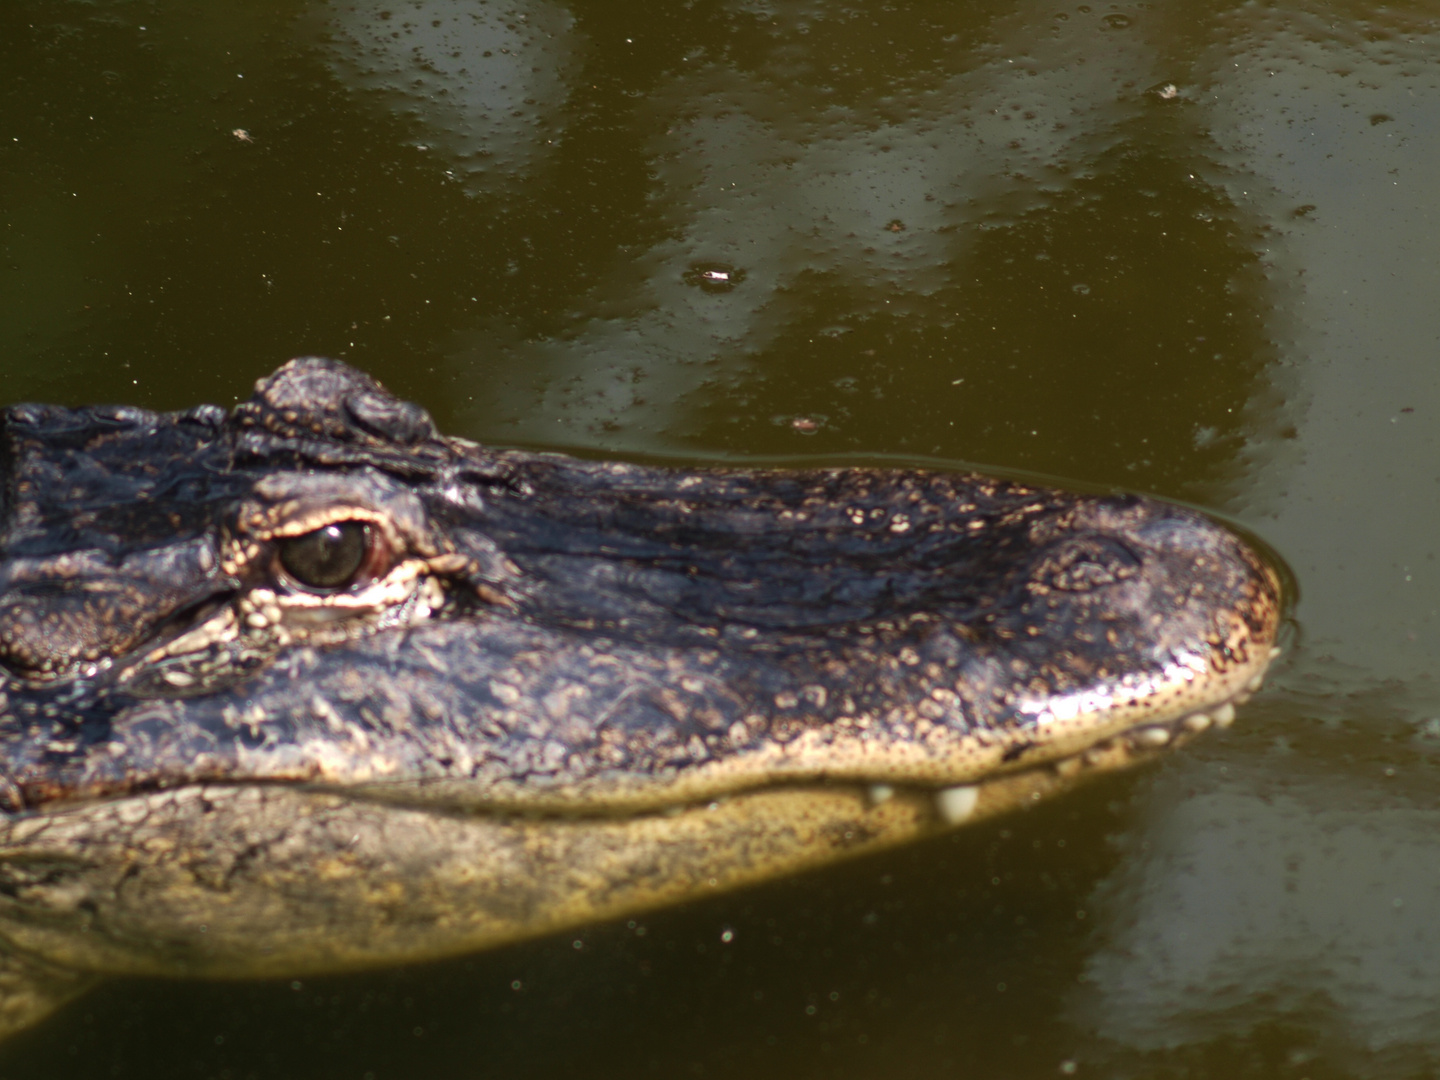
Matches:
[[0, 358, 1283, 1034]]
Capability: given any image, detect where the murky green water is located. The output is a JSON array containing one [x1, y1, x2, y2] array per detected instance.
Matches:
[[3, 0, 1439, 1076]]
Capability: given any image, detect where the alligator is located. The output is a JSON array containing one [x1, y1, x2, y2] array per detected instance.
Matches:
[[0, 358, 1282, 1038]]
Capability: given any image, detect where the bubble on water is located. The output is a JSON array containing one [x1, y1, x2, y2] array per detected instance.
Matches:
[[683, 262, 747, 293]]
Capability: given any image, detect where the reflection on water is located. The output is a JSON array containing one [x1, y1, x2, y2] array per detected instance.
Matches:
[[1081, 766, 1440, 1072], [2, 0, 1440, 1076], [443, 0, 1280, 506], [326, 0, 578, 189]]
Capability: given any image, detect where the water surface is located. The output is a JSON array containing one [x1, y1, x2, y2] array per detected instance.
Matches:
[[2, 0, 1439, 1076]]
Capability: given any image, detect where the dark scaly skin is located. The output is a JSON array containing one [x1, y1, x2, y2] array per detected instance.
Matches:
[[0, 358, 1283, 1036]]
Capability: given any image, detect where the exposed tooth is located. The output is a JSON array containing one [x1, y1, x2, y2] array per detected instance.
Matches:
[[1246, 674, 1264, 693], [867, 783, 895, 806], [1213, 702, 1236, 728], [1183, 713, 1212, 733], [1133, 726, 1172, 748], [1053, 757, 1083, 778], [935, 785, 980, 825], [1269, 646, 1282, 659], [1232, 691, 1252, 705]]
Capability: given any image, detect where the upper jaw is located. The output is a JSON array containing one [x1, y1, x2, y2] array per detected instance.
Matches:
[[0, 365, 1285, 817], [0, 545, 1280, 817]]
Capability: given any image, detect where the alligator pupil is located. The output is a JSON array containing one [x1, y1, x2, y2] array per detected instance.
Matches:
[[278, 521, 369, 590]]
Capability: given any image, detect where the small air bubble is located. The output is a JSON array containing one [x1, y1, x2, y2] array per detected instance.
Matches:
[[683, 262, 746, 293]]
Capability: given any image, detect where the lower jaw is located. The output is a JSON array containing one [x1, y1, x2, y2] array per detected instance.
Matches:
[[0, 668, 1268, 981], [0, 758, 1142, 981]]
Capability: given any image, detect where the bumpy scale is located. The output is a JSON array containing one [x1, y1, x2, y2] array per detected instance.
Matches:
[[0, 359, 1283, 1037]]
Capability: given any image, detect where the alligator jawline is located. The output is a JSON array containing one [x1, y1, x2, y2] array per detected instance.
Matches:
[[279, 684, 1261, 826]]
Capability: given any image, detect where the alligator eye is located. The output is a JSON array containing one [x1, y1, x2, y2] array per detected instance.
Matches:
[[278, 521, 373, 591]]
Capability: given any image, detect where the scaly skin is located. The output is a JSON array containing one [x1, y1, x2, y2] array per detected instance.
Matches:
[[0, 358, 1283, 1036]]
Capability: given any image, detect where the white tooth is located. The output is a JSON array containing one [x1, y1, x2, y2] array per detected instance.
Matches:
[[1247, 674, 1264, 692], [1213, 702, 1236, 727], [1133, 727, 1172, 748], [1053, 756, 1083, 778], [1183, 713, 1213, 732], [1269, 646, 1282, 659], [868, 783, 895, 805], [935, 785, 980, 825]]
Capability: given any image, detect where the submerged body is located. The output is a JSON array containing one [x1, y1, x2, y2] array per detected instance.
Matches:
[[0, 359, 1282, 1035]]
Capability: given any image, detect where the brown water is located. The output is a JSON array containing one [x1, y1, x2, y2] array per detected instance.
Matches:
[[3, 1, 1440, 1076]]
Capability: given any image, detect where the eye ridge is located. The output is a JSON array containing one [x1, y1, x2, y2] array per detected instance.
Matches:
[[277, 521, 373, 591]]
